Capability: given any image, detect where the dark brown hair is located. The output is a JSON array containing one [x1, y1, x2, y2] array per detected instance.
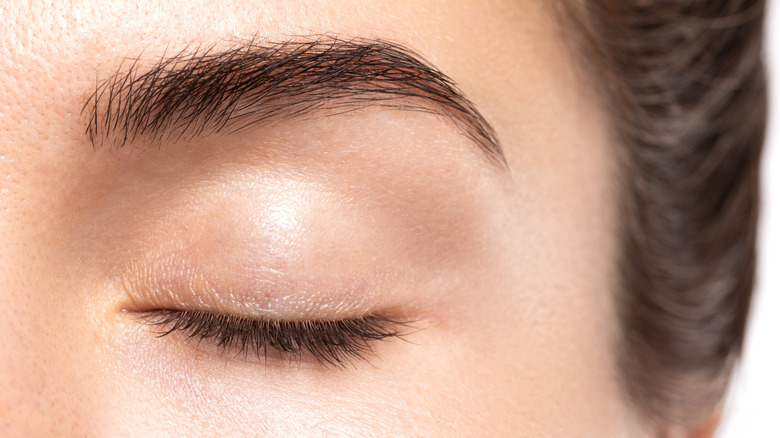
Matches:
[[556, 0, 768, 431]]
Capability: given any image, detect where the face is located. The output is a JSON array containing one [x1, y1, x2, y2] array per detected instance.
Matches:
[[0, 0, 634, 435]]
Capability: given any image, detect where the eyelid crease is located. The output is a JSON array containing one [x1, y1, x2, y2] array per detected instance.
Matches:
[[135, 309, 417, 368]]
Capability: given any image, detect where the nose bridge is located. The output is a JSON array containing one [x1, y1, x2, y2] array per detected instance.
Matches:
[[0, 9, 87, 431], [0, 285, 60, 434]]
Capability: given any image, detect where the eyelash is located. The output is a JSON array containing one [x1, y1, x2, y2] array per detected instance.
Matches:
[[138, 309, 410, 367]]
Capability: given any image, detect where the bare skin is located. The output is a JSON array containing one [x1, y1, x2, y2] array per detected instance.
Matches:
[[0, 0, 657, 436]]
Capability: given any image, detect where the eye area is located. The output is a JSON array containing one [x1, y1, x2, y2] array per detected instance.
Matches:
[[137, 309, 414, 368]]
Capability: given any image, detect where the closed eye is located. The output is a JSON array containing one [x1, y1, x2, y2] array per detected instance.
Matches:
[[137, 309, 415, 368]]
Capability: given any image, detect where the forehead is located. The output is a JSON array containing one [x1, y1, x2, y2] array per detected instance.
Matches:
[[0, 0, 578, 162]]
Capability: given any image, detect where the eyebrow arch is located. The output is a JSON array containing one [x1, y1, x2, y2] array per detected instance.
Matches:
[[83, 36, 506, 167]]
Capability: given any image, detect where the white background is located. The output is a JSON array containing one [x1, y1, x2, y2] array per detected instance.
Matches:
[[719, 1, 780, 437]]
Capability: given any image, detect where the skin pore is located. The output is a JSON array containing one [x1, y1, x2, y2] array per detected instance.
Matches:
[[0, 0, 654, 435]]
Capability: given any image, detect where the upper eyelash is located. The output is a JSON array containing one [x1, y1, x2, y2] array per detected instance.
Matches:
[[137, 309, 411, 367]]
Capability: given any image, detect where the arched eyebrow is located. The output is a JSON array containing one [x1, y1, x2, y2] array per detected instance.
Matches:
[[83, 36, 506, 167]]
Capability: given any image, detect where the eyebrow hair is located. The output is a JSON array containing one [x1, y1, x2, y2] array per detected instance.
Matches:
[[83, 36, 505, 166]]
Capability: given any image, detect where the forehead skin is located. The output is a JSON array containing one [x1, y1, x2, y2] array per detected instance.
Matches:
[[0, 0, 634, 436]]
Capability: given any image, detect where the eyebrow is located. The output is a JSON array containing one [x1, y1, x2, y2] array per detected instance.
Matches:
[[83, 36, 505, 166]]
